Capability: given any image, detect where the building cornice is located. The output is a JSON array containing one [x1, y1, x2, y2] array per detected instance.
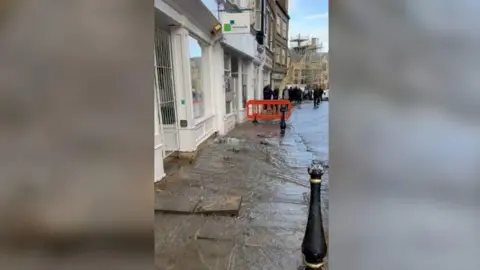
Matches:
[[275, 0, 290, 19]]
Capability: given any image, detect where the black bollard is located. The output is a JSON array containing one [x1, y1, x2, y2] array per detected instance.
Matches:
[[302, 160, 327, 269], [252, 115, 259, 124], [279, 105, 287, 133]]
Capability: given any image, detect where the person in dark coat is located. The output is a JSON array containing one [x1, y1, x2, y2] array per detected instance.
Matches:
[[292, 87, 297, 103], [263, 85, 273, 110], [273, 88, 280, 112], [313, 87, 321, 106], [263, 85, 273, 100], [319, 87, 324, 103], [293, 87, 302, 103], [273, 88, 279, 100], [314, 87, 324, 106]]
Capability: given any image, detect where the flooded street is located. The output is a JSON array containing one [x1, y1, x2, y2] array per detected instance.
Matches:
[[155, 101, 329, 269]]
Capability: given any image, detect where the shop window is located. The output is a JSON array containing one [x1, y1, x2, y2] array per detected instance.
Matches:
[[189, 36, 204, 118], [224, 54, 233, 114], [242, 62, 248, 108], [154, 28, 176, 126]]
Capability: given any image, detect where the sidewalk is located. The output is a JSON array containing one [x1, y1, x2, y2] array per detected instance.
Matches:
[[154, 121, 325, 270]]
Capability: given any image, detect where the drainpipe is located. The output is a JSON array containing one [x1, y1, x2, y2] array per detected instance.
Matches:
[[270, 71, 273, 88], [261, 0, 265, 36]]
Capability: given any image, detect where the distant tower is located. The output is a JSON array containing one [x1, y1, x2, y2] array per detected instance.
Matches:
[[289, 34, 323, 86], [289, 34, 309, 58]]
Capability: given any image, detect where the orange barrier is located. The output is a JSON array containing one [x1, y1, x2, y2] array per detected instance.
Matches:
[[245, 100, 293, 120]]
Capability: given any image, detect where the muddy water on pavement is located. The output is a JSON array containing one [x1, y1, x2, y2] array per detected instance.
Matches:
[[155, 101, 329, 270], [264, 101, 329, 236]]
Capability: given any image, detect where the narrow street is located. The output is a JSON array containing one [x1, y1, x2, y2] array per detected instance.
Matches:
[[155, 101, 329, 270]]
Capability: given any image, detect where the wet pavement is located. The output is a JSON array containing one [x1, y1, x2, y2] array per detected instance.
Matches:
[[155, 101, 329, 270]]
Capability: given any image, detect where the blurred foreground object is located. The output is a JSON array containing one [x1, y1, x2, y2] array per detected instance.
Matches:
[[0, 0, 153, 269], [330, 0, 480, 270]]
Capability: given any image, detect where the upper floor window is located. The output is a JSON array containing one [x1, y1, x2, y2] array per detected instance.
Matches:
[[189, 35, 204, 118], [276, 15, 281, 33], [282, 19, 287, 38], [275, 47, 280, 63], [280, 48, 284, 64], [265, 8, 270, 48], [254, 0, 262, 30]]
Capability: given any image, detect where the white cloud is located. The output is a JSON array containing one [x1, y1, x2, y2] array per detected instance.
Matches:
[[305, 12, 328, 20]]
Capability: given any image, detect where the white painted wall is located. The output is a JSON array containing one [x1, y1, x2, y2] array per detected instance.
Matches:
[[222, 34, 258, 59], [212, 43, 228, 135], [155, 0, 225, 182], [155, 0, 268, 182]]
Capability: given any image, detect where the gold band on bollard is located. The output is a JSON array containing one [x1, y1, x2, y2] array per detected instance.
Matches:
[[310, 178, 322, 184], [303, 255, 326, 269]]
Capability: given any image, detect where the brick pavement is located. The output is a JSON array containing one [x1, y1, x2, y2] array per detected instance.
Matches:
[[155, 121, 328, 270]]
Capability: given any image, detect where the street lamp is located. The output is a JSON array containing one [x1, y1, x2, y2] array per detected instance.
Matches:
[[302, 160, 327, 269]]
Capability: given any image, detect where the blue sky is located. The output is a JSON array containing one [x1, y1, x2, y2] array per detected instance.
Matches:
[[189, 36, 202, 58], [288, 0, 329, 51], [191, 0, 329, 57]]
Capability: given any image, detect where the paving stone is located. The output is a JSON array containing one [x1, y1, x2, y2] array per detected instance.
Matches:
[[155, 104, 329, 270]]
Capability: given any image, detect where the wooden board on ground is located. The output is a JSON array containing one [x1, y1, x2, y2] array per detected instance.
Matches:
[[194, 195, 242, 216], [154, 193, 200, 213], [155, 193, 242, 216]]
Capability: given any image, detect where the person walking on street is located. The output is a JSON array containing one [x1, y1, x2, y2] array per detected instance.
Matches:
[[263, 85, 273, 111], [313, 87, 319, 107], [313, 87, 323, 107], [273, 88, 280, 112], [319, 87, 324, 104]]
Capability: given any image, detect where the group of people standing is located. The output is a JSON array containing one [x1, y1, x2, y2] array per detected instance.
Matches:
[[262, 85, 304, 103], [262, 85, 325, 106]]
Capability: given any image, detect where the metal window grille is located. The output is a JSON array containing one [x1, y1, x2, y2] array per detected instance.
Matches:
[[154, 29, 176, 125], [154, 28, 178, 157]]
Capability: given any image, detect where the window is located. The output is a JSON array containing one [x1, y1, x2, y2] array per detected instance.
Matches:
[[283, 48, 288, 65], [282, 19, 287, 38], [254, 0, 262, 30], [265, 8, 270, 49], [276, 15, 281, 33], [269, 18, 274, 48], [224, 54, 233, 114], [275, 47, 280, 63], [189, 36, 204, 118], [242, 61, 248, 108], [280, 48, 284, 65]]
